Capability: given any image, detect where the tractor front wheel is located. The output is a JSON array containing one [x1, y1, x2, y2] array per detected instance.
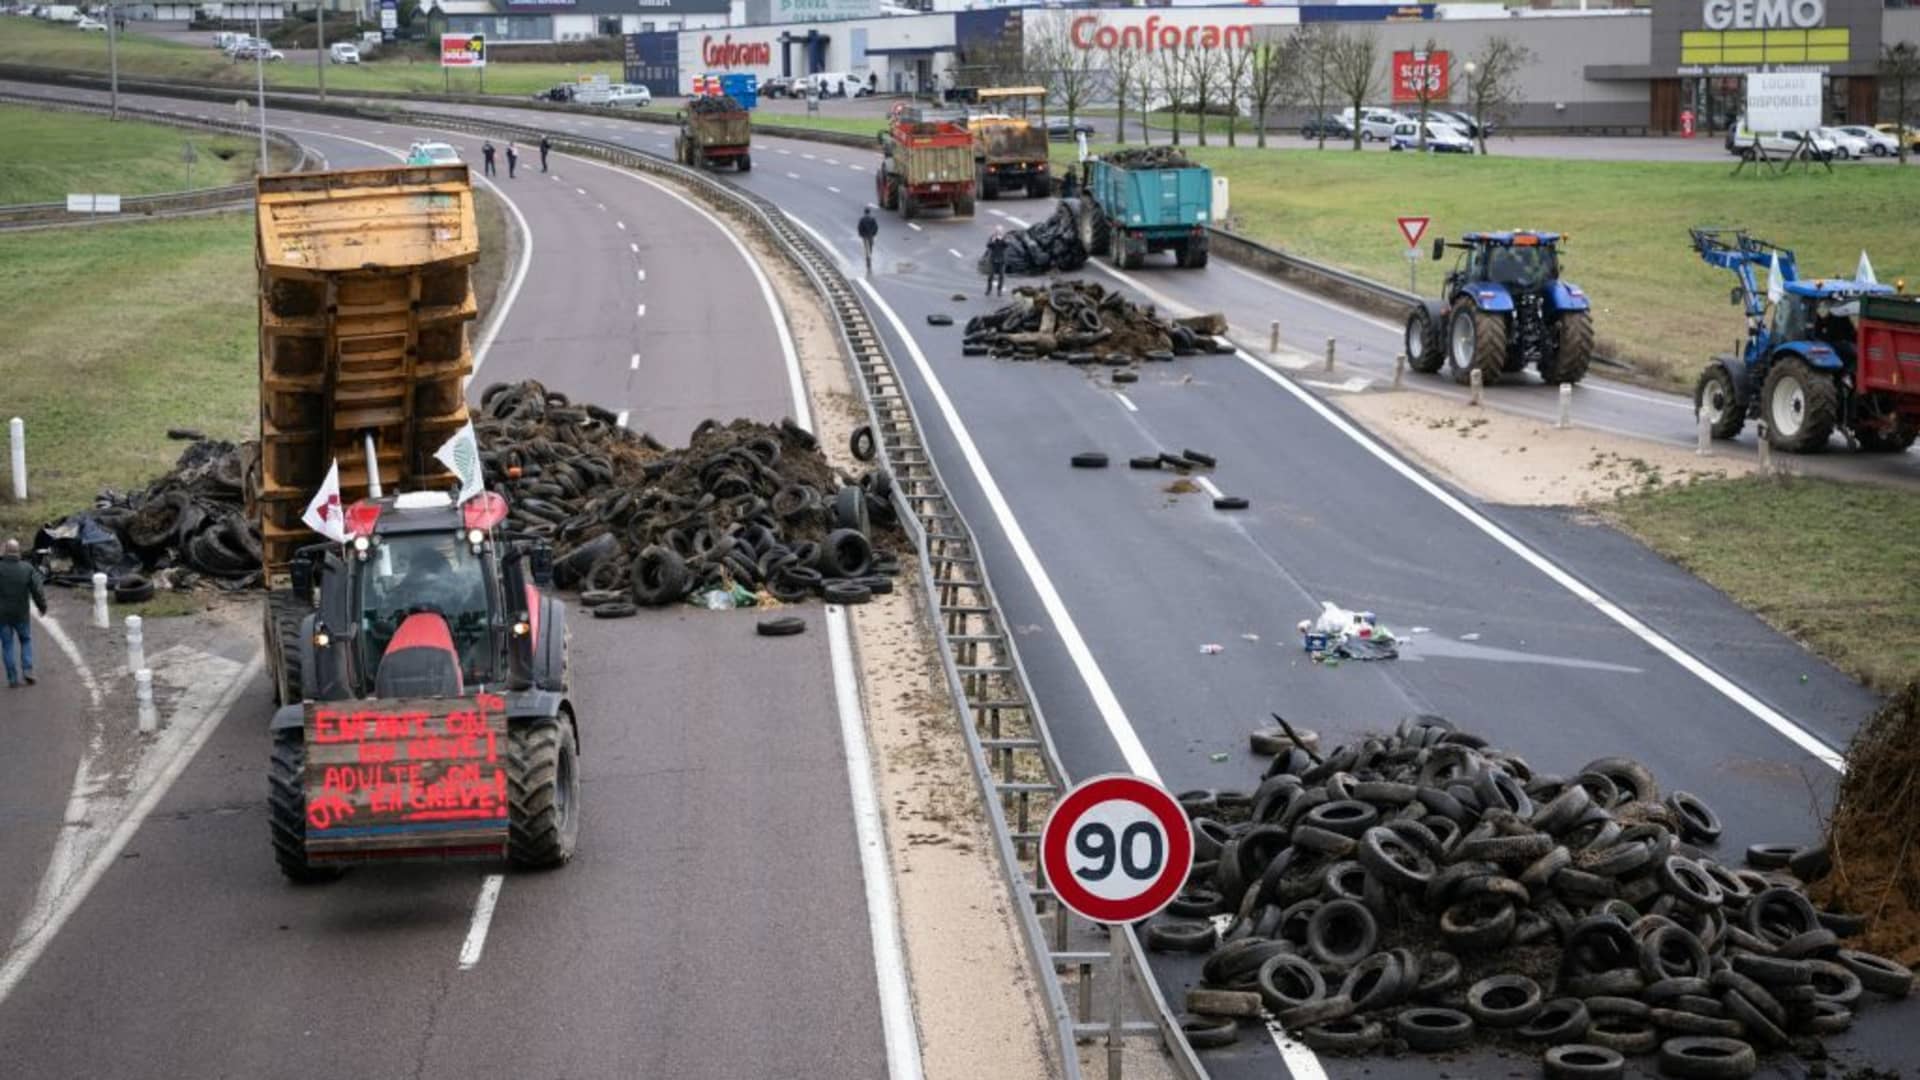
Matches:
[[265, 589, 309, 706], [1760, 357, 1839, 452], [508, 713, 581, 869], [1404, 307, 1445, 374], [1539, 310, 1594, 385], [269, 731, 345, 884], [1693, 365, 1746, 440], [1447, 304, 1507, 387]]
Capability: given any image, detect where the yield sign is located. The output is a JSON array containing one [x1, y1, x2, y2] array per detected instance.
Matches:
[[1397, 216, 1431, 249]]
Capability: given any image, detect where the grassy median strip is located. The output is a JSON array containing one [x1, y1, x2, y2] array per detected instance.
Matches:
[[0, 102, 262, 204], [0, 19, 616, 97], [1607, 475, 1920, 694]]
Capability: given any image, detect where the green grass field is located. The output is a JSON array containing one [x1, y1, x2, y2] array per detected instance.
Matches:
[[0, 18, 617, 97], [1056, 142, 1920, 387], [1608, 476, 1920, 694], [0, 103, 263, 204], [752, 112, 887, 140]]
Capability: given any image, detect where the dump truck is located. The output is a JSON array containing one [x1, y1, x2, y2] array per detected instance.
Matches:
[[676, 96, 752, 172], [965, 87, 1051, 200], [253, 164, 480, 708], [876, 107, 975, 219], [1070, 149, 1213, 269]]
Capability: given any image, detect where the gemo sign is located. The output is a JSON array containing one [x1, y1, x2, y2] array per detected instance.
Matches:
[[1703, 0, 1825, 31], [1070, 15, 1254, 52], [702, 34, 771, 69]]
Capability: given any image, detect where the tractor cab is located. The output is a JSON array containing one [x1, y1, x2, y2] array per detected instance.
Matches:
[[1409, 229, 1593, 387], [1439, 231, 1563, 297]]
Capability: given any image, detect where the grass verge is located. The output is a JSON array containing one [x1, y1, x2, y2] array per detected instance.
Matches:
[[0, 102, 261, 204], [1048, 142, 1920, 389], [472, 185, 509, 327], [1606, 475, 1920, 694], [753, 111, 887, 141], [0, 18, 616, 97], [0, 213, 256, 539]]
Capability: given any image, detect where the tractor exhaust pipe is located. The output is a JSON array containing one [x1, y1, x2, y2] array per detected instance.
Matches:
[[364, 432, 382, 498]]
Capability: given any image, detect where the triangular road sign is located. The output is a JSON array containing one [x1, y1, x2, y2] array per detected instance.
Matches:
[[1397, 216, 1431, 249]]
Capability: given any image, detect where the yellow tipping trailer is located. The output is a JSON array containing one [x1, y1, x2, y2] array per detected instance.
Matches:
[[253, 164, 479, 703]]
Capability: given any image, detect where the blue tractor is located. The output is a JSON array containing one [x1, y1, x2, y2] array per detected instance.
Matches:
[[1405, 230, 1595, 386], [1688, 228, 1912, 453]]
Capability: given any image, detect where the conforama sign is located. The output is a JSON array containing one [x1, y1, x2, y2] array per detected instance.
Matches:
[[702, 34, 771, 69], [1070, 15, 1254, 52]]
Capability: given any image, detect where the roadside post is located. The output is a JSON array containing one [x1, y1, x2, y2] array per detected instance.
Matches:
[[1696, 410, 1712, 456], [125, 614, 145, 676], [1268, 320, 1280, 355], [1324, 336, 1336, 372], [1393, 353, 1406, 389], [1469, 368, 1484, 406], [8, 417, 24, 501], [92, 573, 109, 629], [1556, 384, 1573, 429], [183, 139, 197, 190], [1397, 215, 1430, 294], [135, 668, 157, 733], [1041, 775, 1193, 1080]]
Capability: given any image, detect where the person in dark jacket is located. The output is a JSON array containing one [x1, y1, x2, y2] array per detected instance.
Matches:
[[539, 135, 552, 173], [505, 142, 519, 178], [0, 539, 47, 688], [857, 206, 879, 275], [984, 227, 1009, 296], [481, 140, 496, 177]]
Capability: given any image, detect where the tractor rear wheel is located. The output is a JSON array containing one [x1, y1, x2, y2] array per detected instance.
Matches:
[[266, 589, 309, 706], [1857, 418, 1918, 452], [508, 713, 581, 869], [900, 188, 918, 220], [1087, 206, 1111, 257], [737, 153, 751, 173], [1539, 310, 1594, 385], [1447, 304, 1507, 387], [1693, 365, 1746, 440], [269, 731, 344, 884], [1760, 357, 1839, 452], [977, 164, 998, 201], [953, 191, 976, 218], [1404, 307, 1445, 373]]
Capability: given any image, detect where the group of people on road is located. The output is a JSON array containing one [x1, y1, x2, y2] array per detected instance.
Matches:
[[0, 539, 46, 689], [854, 205, 1010, 295], [479, 137, 554, 178]]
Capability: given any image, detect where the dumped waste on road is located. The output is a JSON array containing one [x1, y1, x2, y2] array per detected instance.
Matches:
[[1152, 715, 1915, 1075], [1811, 681, 1920, 968], [1299, 601, 1400, 662], [959, 281, 1231, 363], [476, 380, 900, 612], [976, 201, 1087, 277]]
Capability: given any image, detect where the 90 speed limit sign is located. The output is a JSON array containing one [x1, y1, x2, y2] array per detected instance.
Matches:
[[1041, 775, 1194, 924]]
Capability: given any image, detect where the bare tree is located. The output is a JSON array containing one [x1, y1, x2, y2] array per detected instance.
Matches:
[[1025, 12, 1101, 130], [1461, 36, 1532, 155], [1109, 42, 1141, 146], [1327, 28, 1381, 152], [1402, 38, 1449, 151], [1184, 40, 1223, 147], [1296, 23, 1340, 150], [1884, 42, 1920, 165], [1129, 50, 1158, 144], [1154, 42, 1188, 145], [1220, 38, 1255, 148], [1247, 30, 1296, 150]]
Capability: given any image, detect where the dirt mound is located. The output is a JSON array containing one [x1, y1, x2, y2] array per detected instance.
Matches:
[[1814, 682, 1920, 966], [959, 280, 1229, 362]]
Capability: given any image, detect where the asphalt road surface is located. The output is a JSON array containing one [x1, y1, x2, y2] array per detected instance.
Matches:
[[382, 105, 1907, 1076], [0, 84, 891, 1080]]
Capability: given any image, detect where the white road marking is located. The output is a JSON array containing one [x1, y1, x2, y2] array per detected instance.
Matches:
[[551, 175, 561, 181], [787, 172, 802, 179], [596, 202, 606, 211], [576, 187, 587, 195], [828, 185, 841, 193], [1194, 475, 1224, 500], [802, 153, 817, 160], [1298, 376, 1373, 394], [948, 248, 964, 259], [1113, 391, 1138, 412], [30, 609, 101, 709], [850, 164, 864, 172], [615, 409, 630, 428], [631, 242, 639, 253], [825, 158, 840, 165], [988, 209, 1007, 218], [907, 223, 922, 232], [630, 352, 641, 370], [636, 269, 646, 282], [636, 303, 646, 318], [1005, 216, 1030, 228], [778, 148, 792, 154], [617, 221, 626, 230], [457, 874, 504, 970]]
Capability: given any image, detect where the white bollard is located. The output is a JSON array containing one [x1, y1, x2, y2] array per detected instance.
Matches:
[[135, 668, 157, 733], [1556, 384, 1573, 430], [1324, 336, 1336, 373], [8, 417, 23, 502], [125, 614, 145, 676], [1393, 353, 1406, 389], [1696, 410, 1712, 457], [1469, 369, 1484, 407], [1756, 422, 1773, 473], [1269, 320, 1280, 355], [92, 572, 109, 629]]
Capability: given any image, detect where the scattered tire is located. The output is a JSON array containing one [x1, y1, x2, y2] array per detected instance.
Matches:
[[589, 600, 638, 618], [927, 313, 954, 326], [1182, 448, 1217, 467], [1128, 455, 1161, 470], [1179, 1013, 1239, 1049], [1465, 974, 1545, 1028], [823, 581, 873, 606], [1543, 1044, 1625, 1080], [113, 574, 155, 604], [1837, 949, 1914, 997], [850, 425, 877, 462], [1213, 496, 1250, 511], [1112, 369, 1140, 384], [756, 616, 807, 637], [630, 545, 691, 607], [579, 589, 624, 608], [1393, 1007, 1474, 1052], [1146, 920, 1217, 953], [1071, 452, 1110, 469], [1657, 1036, 1757, 1079]]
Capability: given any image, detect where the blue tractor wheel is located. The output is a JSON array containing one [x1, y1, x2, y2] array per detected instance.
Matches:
[[1693, 364, 1746, 440], [1447, 304, 1507, 387]]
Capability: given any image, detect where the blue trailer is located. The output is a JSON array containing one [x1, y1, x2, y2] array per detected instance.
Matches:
[[1070, 153, 1214, 269]]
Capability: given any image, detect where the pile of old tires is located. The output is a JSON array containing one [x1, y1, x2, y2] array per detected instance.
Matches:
[[959, 281, 1231, 363], [978, 201, 1087, 277], [1106, 146, 1196, 170], [1153, 716, 1914, 1078], [476, 381, 898, 615], [31, 437, 262, 592]]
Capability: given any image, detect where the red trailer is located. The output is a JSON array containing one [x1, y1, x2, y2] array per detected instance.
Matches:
[[1856, 294, 1920, 447]]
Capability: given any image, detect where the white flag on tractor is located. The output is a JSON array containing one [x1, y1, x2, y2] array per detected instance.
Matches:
[[1766, 251, 1784, 306], [1857, 250, 1878, 285], [434, 421, 485, 504], [301, 459, 348, 543]]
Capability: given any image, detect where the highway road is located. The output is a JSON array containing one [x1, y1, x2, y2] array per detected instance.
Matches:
[[378, 105, 1909, 1075], [0, 85, 900, 1080]]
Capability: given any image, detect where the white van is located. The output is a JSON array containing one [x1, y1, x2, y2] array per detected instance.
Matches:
[[1727, 120, 1838, 161], [805, 71, 872, 99], [328, 42, 359, 64]]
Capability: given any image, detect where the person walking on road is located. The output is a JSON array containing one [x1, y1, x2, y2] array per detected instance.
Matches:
[[0, 539, 47, 689], [857, 206, 879, 276], [539, 136, 552, 173], [481, 140, 496, 177], [506, 143, 519, 178], [985, 226, 1009, 296]]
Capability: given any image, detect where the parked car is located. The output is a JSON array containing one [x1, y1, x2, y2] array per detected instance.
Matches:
[[328, 42, 360, 64], [235, 42, 284, 61], [1044, 115, 1096, 141], [760, 75, 797, 99], [1388, 120, 1474, 153], [1726, 123, 1837, 161], [1816, 126, 1872, 160], [405, 141, 461, 166], [1873, 123, 1920, 152], [1300, 114, 1353, 139], [1832, 125, 1897, 156], [1340, 107, 1412, 142], [73, 13, 103, 29], [804, 71, 872, 98], [1430, 109, 1494, 139], [605, 83, 652, 108], [533, 84, 575, 103]]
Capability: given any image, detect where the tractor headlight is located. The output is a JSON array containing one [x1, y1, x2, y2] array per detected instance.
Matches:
[[352, 536, 370, 553], [467, 528, 484, 547], [312, 625, 331, 648], [512, 620, 531, 638]]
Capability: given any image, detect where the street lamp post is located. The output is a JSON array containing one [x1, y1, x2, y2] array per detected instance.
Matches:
[[317, 0, 326, 104], [256, 7, 268, 173], [1463, 59, 1479, 153], [107, 0, 119, 119]]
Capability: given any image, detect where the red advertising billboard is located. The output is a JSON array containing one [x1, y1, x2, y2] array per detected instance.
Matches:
[[1392, 50, 1449, 103]]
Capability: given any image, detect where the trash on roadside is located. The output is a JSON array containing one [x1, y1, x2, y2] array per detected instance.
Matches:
[[1461, 632, 1482, 641], [959, 280, 1231, 363], [977, 201, 1087, 277], [1200, 643, 1225, 655], [1209, 752, 1230, 763], [1299, 600, 1400, 662]]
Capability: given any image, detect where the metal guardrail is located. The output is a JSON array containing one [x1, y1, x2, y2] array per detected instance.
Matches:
[[0, 90, 312, 227]]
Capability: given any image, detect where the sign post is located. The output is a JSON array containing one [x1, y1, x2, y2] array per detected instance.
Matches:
[[441, 33, 487, 94], [1397, 215, 1430, 293], [1041, 775, 1193, 1080], [1738, 72, 1827, 175]]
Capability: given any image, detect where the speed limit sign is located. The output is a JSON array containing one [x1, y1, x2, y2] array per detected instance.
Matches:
[[1042, 774, 1194, 924]]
